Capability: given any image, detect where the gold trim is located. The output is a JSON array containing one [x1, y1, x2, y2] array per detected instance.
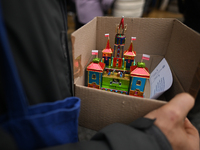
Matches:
[[143, 80, 147, 95], [114, 44, 125, 46]]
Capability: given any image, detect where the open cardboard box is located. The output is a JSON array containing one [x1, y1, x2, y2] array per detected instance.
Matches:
[[71, 17, 200, 131]]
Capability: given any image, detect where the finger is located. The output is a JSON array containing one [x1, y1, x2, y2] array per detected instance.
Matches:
[[184, 118, 199, 136], [161, 93, 195, 122]]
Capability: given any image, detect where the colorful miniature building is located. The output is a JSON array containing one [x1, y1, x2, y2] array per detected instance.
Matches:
[[124, 37, 136, 69], [111, 16, 127, 69], [102, 34, 113, 66], [87, 58, 105, 89], [129, 62, 150, 97], [86, 17, 150, 97]]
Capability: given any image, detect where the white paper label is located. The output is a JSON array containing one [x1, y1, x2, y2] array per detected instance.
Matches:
[[150, 58, 173, 99]]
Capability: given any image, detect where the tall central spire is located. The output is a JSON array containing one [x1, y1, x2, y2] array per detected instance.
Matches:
[[116, 16, 127, 35], [119, 16, 124, 30]]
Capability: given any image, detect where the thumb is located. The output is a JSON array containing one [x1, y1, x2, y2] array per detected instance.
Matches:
[[184, 118, 200, 150], [161, 93, 195, 123], [184, 118, 199, 136]]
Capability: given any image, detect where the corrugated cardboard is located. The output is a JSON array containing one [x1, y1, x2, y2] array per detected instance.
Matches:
[[71, 17, 200, 131]]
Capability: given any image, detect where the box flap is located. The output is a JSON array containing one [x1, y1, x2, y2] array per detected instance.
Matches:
[[71, 18, 97, 84], [75, 84, 166, 131], [166, 20, 200, 97]]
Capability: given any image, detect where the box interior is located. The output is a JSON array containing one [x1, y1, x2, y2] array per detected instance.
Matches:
[[71, 17, 200, 131]]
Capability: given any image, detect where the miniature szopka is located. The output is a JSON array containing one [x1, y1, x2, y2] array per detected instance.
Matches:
[[87, 17, 150, 97]]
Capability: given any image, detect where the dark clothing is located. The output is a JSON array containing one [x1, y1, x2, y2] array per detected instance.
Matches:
[[178, 0, 200, 33], [0, 118, 172, 150], [1, 0, 74, 114], [0, 128, 18, 150], [40, 118, 172, 150]]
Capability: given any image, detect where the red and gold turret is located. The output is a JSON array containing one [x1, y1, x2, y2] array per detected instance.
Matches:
[[102, 34, 113, 66], [124, 37, 137, 69]]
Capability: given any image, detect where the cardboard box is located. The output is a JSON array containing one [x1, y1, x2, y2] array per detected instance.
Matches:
[[71, 17, 200, 131]]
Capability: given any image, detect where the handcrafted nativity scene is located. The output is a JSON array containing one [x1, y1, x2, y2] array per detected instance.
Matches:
[[86, 17, 150, 98]]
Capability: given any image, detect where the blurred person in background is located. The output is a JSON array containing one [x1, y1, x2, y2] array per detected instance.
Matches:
[[72, 0, 114, 29], [178, 0, 200, 33]]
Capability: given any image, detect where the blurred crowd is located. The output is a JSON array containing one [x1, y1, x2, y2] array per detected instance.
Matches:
[[67, 0, 200, 33]]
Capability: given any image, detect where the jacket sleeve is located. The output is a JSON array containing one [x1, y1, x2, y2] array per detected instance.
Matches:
[[40, 118, 172, 150]]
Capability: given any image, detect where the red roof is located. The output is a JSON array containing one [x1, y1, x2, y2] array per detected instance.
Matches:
[[124, 51, 136, 56], [130, 66, 150, 78], [124, 42, 136, 57], [102, 39, 113, 54], [87, 62, 105, 72], [102, 48, 113, 53]]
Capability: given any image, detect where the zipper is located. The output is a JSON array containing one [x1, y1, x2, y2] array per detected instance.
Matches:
[[59, 0, 74, 96]]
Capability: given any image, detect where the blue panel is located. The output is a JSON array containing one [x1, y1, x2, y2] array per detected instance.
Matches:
[[131, 77, 146, 92], [125, 59, 133, 69], [115, 37, 126, 45], [89, 72, 100, 85], [103, 56, 111, 66]]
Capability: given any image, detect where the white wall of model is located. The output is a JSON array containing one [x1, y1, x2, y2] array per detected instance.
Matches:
[[113, 0, 145, 18]]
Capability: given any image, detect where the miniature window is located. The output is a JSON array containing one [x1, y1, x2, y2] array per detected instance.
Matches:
[[92, 74, 96, 80], [136, 80, 141, 86]]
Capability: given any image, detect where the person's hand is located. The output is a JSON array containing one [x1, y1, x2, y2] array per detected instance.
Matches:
[[145, 93, 199, 150]]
